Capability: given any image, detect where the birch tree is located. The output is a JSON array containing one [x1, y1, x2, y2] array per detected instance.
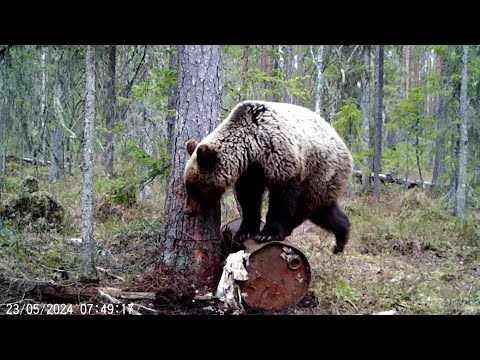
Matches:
[[360, 45, 371, 193], [373, 45, 384, 200]]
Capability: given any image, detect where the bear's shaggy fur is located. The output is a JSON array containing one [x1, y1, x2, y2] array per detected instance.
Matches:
[[184, 100, 353, 253]]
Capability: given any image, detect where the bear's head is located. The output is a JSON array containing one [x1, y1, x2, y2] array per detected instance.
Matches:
[[183, 139, 225, 216]]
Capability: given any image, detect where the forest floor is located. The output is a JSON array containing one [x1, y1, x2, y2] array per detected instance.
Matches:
[[0, 164, 479, 315]]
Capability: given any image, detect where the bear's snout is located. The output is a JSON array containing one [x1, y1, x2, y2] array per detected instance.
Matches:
[[184, 196, 201, 216], [184, 207, 197, 216]]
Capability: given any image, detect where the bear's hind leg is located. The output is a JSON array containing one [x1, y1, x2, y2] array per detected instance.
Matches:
[[256, 181, 300, 243], [234, 164, 266, 242], [310, 204, 350, 254]]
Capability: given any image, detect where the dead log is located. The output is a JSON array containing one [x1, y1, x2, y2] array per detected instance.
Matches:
[[0, 273, 99, 303], [5, 156, 51, 166], [1, 271, 156, 313], [353, 170, 438, 189]]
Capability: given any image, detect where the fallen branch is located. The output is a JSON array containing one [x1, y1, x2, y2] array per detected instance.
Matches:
[[98, 288, 141, 315], [128, 303, 158, 315], [96, 267, 126, 282], [98, 287, 156, 300]]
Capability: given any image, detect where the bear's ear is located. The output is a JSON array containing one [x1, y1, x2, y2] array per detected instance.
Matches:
[[196, 144, 217, 170], [186, 139, 198, 156]]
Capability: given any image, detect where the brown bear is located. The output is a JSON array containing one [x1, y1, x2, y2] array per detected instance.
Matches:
[[184, 100, 353, 254]]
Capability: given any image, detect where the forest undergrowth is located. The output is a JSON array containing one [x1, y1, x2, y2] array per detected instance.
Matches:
[[1, 163, 479, 315]]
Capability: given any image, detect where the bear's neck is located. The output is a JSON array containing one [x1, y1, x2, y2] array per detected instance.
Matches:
[[227, 151, 259, 188]]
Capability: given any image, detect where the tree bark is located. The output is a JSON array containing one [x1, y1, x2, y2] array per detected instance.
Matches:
[[161, 45, 223, 289], [166, 46, 178, 156], [454, 45, 469, 217], [373, 45, 384, 200], [80, 45, 98, 283], [360, 45, 371, 193], [104, 45, 116, 179]]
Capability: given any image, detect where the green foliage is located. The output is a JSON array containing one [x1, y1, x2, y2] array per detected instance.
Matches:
[[0, 176, 22, 193], [132, 67, 177, 113], [126, 138, 171, 181], [95, 138, 170, 207], [385, 86, 436, 178], [335, 279, 360, 304], [332, 98, 363, 154], [383, 142, 416, 178]]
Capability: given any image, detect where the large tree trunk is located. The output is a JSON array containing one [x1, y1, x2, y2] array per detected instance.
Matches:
[[80, 45, 98, 283], [104, 45, 116, 179], [373, 45, 384, 200], [454, 45, 469, 217], [360, 45, 371, 193], [161, 45, 223, 289]]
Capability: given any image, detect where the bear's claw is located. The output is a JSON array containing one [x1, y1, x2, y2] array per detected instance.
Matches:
[[234, 231, 258, 243], [255, 234, 284, 243]]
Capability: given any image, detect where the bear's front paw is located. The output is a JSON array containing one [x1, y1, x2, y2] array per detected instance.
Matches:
[[234, 220, 260, 242], [332, 244, 344, 254]]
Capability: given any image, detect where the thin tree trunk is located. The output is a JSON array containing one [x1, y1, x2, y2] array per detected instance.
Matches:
[[454, 45, 469, 217], [80, 45, 98, 283], [261, 45, 274, 101], [311, 45, 325, 117], [242, 45, 249, 82], [284, 45, 294, 103], [360, 45, 371, 193], [373, 45, 384, 200], [19, 138, 24, 179], [104, 45, 116, 179], [415, 122, 424, 186], [405, 45, 410, 96], [162, 45, 223, 289], [0, 59, 5, 199], [432, 56, 447, 187], [40, 47, 50, 166], [50, 83, 64, 182], [295, 47, 304, 106]]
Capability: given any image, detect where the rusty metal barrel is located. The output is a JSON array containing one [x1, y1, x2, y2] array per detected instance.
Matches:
[[221, 217, 311, 310]]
